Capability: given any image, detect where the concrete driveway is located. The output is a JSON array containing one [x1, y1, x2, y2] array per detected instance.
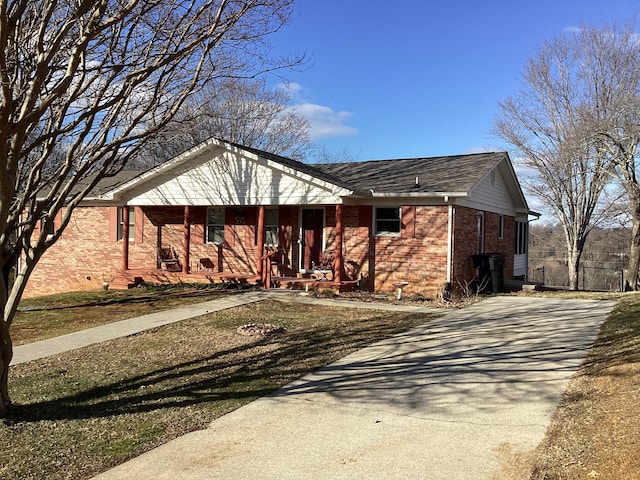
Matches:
[[93, 295, 614, 480]]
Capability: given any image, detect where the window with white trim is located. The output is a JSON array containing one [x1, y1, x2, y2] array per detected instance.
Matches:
[[206, 207, 225, 244], [476, 211, 485, 253], [265, 208, 279, 246], [375, 207, 401, 235], [117, 206, 135, 241], [41, 214, 55, 239], [515, 221, 528, 254]]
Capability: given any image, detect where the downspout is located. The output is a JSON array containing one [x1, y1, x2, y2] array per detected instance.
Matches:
[[447, 204, 454, 284]]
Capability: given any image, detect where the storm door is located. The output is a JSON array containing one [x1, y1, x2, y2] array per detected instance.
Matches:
[[301, 208, 324, 270]]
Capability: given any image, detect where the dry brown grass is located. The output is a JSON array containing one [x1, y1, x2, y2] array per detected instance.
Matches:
[[2, 295, 440, 480], [4, 287, 640, 480], [524, 292, 640, 480]]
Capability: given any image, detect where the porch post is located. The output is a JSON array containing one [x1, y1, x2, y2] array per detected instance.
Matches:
[[182, 205, 191, 274], [256, 205, 265, 280], [334, 204, 343, 284], [122, 206, 129, 270]]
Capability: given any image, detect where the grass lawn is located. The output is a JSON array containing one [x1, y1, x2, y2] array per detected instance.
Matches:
[[524, 292, 640, 479], [2, 288, 442, 480], [2, 287, 639, 479], [11, 284, 246, 346]]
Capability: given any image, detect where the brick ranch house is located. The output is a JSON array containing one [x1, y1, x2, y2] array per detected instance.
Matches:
[[23, 138, 535, 298]]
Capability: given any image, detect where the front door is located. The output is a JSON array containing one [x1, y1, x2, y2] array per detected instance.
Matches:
[[301, 208, 324, 270]]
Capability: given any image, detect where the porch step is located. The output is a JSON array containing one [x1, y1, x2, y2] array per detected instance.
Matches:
[[504, 279, 543, 292], [108, 275, 144, 291], [270, 277, 358, 293]]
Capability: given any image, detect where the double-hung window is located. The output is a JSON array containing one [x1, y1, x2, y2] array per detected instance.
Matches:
[[375, 207, 401, 235], [515, 221, 528, 254], [117, 206, 135, 241], [264, 208, 279, 246], [207, 207, 225, 244]]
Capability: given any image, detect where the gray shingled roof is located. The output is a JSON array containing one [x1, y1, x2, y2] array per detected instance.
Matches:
[[82, 139, 508, 200], [237, 143, 506, 195], [313, 152, 506, 194], [76, 169, 147, 198]]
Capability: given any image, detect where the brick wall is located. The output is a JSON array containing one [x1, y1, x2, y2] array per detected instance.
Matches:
[[372, 206, 449, 296], [451, 205, 516, 290], [24, 206, 121, 298], [23, 203, 518, 299]]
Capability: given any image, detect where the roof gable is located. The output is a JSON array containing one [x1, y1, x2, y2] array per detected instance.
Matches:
[[86, 139, 354, 206], [82, 139, 530, 214]]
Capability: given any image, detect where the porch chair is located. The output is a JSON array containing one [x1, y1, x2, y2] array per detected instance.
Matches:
[[270, 248, 288, 277], [312, 250, 334, 281], [198, 257, 216, 272], [158, 246, 180, 271]]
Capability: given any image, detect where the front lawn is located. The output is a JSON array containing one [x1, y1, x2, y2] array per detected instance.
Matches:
[[2, 299, 439, 480]]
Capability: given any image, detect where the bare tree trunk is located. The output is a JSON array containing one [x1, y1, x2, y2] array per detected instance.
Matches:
[[0, 0, 303, 419], [567, 249, 581, 290], [0, 322, 11, 417], [627, 207, 640, 290]]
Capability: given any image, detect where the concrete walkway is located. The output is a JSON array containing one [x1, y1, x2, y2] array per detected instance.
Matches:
[[12, 290, 271, 365], [12, 291, 441, 366], [83, 295, 614, 480]]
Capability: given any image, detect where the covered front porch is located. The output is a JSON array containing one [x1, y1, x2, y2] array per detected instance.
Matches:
[[112, 204, 357, 293]]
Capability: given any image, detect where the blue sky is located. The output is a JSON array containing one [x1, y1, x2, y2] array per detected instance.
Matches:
[[270, 0, 640, 162]]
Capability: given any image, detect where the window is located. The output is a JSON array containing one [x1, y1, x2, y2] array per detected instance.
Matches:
[[265, 208, 279, 246], [515, 221, 528, 254], [499, 215, 504, 239], [117, 206, 135, 241], [41, 214, 55, 239], [207, 207, 225, 244], [476, 211, 485, 253], [375, 207, 401, 235]]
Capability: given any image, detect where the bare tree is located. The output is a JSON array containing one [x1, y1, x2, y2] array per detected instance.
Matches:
[[139, 78, 312, 165], [0, 0, 303, 417], [494, 28, 614, 290], [574, 23, 640, 289], [309, 144, 360, 164]]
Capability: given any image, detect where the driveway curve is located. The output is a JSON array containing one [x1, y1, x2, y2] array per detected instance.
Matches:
[[93, 295, 614, 480]]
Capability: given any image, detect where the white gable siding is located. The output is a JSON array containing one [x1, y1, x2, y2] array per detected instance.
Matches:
[[457, 167, 516, 214], [126, 152, 346, 206]]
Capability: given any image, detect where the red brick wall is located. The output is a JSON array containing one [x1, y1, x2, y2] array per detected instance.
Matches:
[[24, 206, 122, 298], [324, 206, 373, 284], [451, 206, 515, 290], [23, 203, 518, 299], [372, 206, 449, 296]]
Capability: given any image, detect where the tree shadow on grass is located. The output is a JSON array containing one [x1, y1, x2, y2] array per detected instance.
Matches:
[[7, 312, 429, 424], [8, 297, 614, 426]]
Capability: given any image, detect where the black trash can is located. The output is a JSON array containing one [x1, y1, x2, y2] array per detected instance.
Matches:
[[488, 253, 505, 293], [471, 253, 505, 293]]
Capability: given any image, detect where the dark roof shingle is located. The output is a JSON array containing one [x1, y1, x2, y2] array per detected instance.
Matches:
[[314, 152, 505, 194]]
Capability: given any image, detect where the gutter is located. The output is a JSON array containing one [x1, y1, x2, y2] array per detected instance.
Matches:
[[352, 191, 468, 199]]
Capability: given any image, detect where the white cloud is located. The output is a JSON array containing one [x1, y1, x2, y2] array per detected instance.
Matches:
[[287, 103, 358, 140], [562, 25, 582, 34], [279, 81, 303, 96], [277, 83, 358, 140]]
